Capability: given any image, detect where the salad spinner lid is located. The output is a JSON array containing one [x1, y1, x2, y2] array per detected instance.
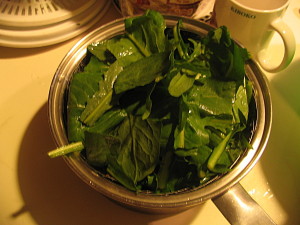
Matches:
[[0, 0, 111, 48]]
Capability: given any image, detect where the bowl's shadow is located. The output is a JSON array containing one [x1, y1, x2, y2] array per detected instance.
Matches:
[[258, 59, 300, 224], [15, 103, 203, 225]]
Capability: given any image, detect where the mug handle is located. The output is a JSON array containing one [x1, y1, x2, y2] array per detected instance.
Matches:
[[257, 18, 296, 73]]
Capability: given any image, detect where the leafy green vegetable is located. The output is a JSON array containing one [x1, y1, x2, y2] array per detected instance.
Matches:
[[80, 37, 145, 126], [185, 78, 236, 116], [107, 116, 161, 190], [124, 9, 167, 56], [168, 72, 195, 97], [67, 70, 103, 142], [203, 26, 249, 82], [49, 10, 255, 193], [114, 52, 170, 94]]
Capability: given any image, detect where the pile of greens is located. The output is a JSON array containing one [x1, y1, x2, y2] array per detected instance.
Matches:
[[49, 10, 256, 193]]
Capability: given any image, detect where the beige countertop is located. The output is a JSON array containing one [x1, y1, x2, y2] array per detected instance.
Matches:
[[1, 1, 299, 225]]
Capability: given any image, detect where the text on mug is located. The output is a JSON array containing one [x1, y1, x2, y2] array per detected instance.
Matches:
[[231, 6, 256, 19]]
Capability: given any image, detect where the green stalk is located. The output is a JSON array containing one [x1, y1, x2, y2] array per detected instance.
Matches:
[[173, 24, 184, 59], [207, 130, 233, 172], [47, 142, 84, 158], [173, 21, 189, 60], [177, 129, 185, 149], [83, 90, 113, 126], [157, 150, 173, 190]]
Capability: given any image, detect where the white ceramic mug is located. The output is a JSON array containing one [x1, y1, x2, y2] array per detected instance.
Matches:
[[213, 0, 295, 72]]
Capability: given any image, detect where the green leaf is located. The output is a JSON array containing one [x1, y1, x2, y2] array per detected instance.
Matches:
[[173, 59, 211, 78], [175, 145, 212, 171], [185, 78, 236, 116], [174, 105, 211, 150], [168, 72, 195, 97], [85, 132, 111, 167], [125, 10, 167, 56], [233, 85, 249, 123], [88, 41, 109, 61], [114, 52, 170, 94], [67, 71, 103, 142], [106, 37, 144, 64], [80, 57, 127, 126], [107, 116, 161, 190], [84, 55, 109, 73], [205, 26, 250, 82]]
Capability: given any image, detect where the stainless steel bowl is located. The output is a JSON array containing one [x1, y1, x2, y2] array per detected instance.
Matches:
[[48, 15, 274, 223]]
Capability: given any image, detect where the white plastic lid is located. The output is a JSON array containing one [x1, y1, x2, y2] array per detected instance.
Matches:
[[0, 0, 111, 48]]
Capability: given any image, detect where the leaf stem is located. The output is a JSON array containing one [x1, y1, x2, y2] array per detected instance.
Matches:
[[126, 33, 151, 57], [47, 142, 84, 158], [157, 150, 173, 190], [83, 90, 113, 126], [207, 130, 233, 172]]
